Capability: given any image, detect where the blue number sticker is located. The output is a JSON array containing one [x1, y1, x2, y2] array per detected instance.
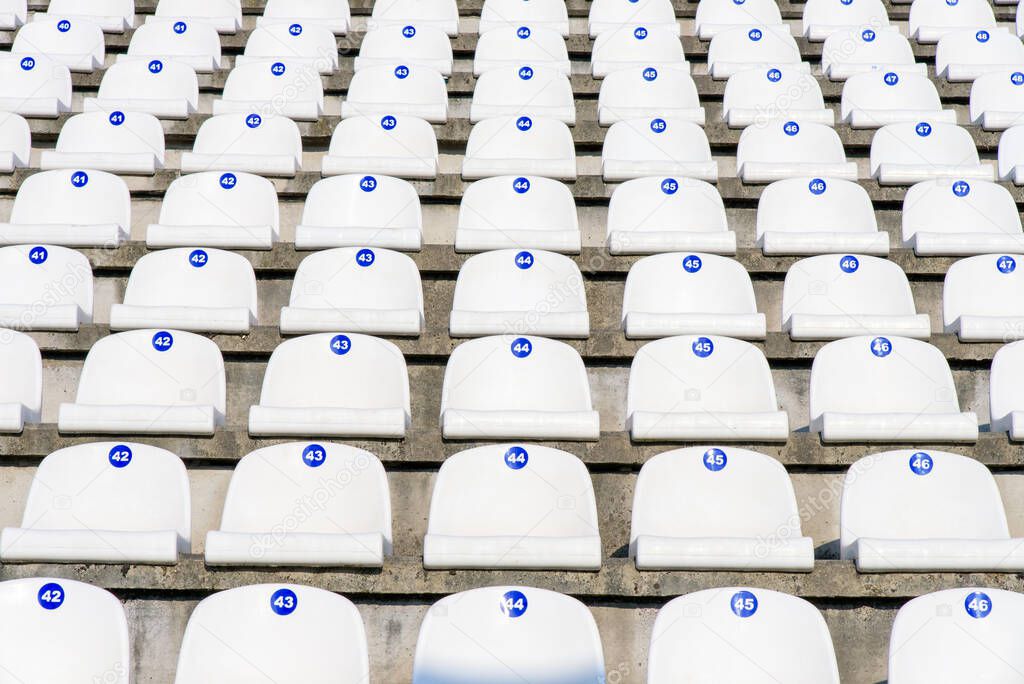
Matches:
[[356, 248, 375, 267], [870, 336, 891, 357], [393, 64, 409, 79], [915, 122, 931, 137], [643, 67, 658, 81], [692, 336, 714, 358], [38, 583, 64, 610], [148, 59, 163, 74], [511, 337, 532, 358], [952, 180, 970, 197], [28, 246, 47, 264], [302, 444, 326, 468], [661, 178, 678, 194], [704, 448, 727, 472], [19, 56, 34, 71], [731, 591, 758, 618], [501, 590, 528, 617], [289, 23, 303, 35], [152, 331, 174, 352], [403, 25, 416, 37], [330, 334, 351, 355], [650, 118, 667, 133], [634, 26, 648, 39], [1013, 72, 1024, 86], [270, 588, 297, 616], [909, 452, 933, 476], [841, 0, 853, 5], [109, 444, 133, 468], [71, 171, 89, 188], [861, 28, 875, 41], [381, 115, 397, 130], [783, 121, 799, 136], [57, 19, 71, 32], [515, 251, 534, 269], [808, 178, 826, 195], [748, 28, 762, 41], [518, 66, 533, 80], [884, 71, 899, 86], [965, 591, 992, 618], [189, 249, 208, 268], [517, 26, 531, 39], [271, 61, 286, 76], [360, 175, 377, 192], [840, 255, 859, 273], [682, 255, 702, 273], [246, 113, 262, 128], [947, 0, 958, 5], [109, 111, 125, 126], [505, 446, 528, 470], [516, 116, 532, 131], [173, 20, 187, 33], [998, 255, 1017, 274], [734, 0, 746, 4], [513, 177, 531, 194], [767, 68, 781, 82], [219, 172, 236, 189], [976, 29, 989, 42]]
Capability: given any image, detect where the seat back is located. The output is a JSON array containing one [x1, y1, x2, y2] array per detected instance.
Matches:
[[608, 176, 728, 236], [696, 0, 782, 32], [192, 113, 302, 166], [622, 252, 757, 320], [301, 174, 421, 231], [357, 25, 452, 68], [123, 248, 257, 316], [47, 0, 134, 23], [822, 27, 915, 72], [783, 255, 917, 325], [221, 60, 325, 113], [909, 0, 996, 37], [603, 118, 712, 164], [944, 254, 1024, 328], [841, 71, 943, 121], [327, 115, 438, 165], [452, 249, 585, 318], [55, 110, 164, 159], [0, 53, 71, 110], [0, 329, 40, 420], [475, 25, 569, 71], [0, 112, 30, 163], [13, 17, 105, 66], [599, 65, 700, 115], [458, 175, 578, 235], [346, 63, 446, 109], [937, 28, 1024, 74], [870, 121, 980, 174], [723, 67, 825, 121], [262, 0, 350, 29], [126, 19, 221, 63], [157, 171, 280, 237], [991, 340, 1024, 431], [480, 0, 568, 33], [588, 0, 677, 34], [465, 115, 574, 164], [289, 247, 422, 314], [757, 177, 877, 238], [97, 58, 198, 108], [971, 70, 1024, 122], [738, 120, 848, 167], [243, 22, 337, 66], [708, 26, 802, 68], [473, 66, 574, 118], [591, 26, 686, 67], [803, 0, 890, 35], [0, 244, 92, 319], [369, 0, 458, 33], [10, 169, 130, 233], [902, 179, 1021, 243], [154, 0, 241, 26], [999, 124, 1024, 179]]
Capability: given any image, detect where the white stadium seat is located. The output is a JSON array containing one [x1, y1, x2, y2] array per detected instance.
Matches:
[[0, 113, 28, 173], [249, 333, 410, 438], [455, 175, 580, 253], [480, 0, 569, 36], [0, 442, 189, 564], [0, 578, 129, 683], [147, 171, 279, 249], [803, 0, 890, 40], [588, 0, 678, 36], [597, 65, 704, 126], [463, 116, 576, 180], [58, 329, 226, 435], [602, 118, 718, 181], [606, 177, 736, 255], [903, 179, 1024, 255], [205, 443, 392, 566], [369, 0, 458, 36], [648, 588, 840, 683], [12, 16, 104, 72], [40, 110, 164, 175], [1020, 1, 1024, 37], [627, 335, 788, 441], [474, 25, 570, 75], [723, 67, 834, 127], [450, 249, 588, 337], [0, 54, 72, 117], [943, 254, 1024, 340], [756, 177, 887, 255], [870, 122, 993, 184], [471, 66, 575, 124], [936, 28, 1024, 82], [322, 115, 438, 179], [84, 58, 198, 119], [120, 19, 222, 72], [0, 0, 25, 29], [355, 25, 453, 76], [622, 253, 766, 339], [423, 444, 601, 570], [235, 23, 338, 73], [213, 61, 324, 121], [908, 0, 996, 43], [110, 248, 257, 333], [707, 25, 806, 79], [695, 0, 784, 39], [413, 587, 604, 684], [0, 169, 130, 247], [888, 588, 1024, 684], [151, 0, 241, 33], [737, 121, 857, 182], [0, 329, 40, 432], [0, 245, 93, 331], [631, 446, 813, 571], [175, 584, 370, 683], [181, 113, 302, 177], [440, 335, 600, 440], [280, 247, 424, 335], [295, 174, 422, 251], [591, 26, 686, 78], [809, 335, 978, 441], [258, 0, 350, 35], [45, 0, 134, 32], [842, 450, 1024, 571], [991, 340, 1024, 437], [997, 124, 1024, 182], [821, 27, 925, 80], [842, 71, 955, 128], [342, 64, 448, 123], [782, 254, 930, 339], [971, 70, 1024, 129]]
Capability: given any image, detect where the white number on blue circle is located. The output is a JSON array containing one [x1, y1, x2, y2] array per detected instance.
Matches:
[[505, 446, 528, 470], [394, 65, 409, 79], [518, 66, 533, 80], [839, 255, 859, 273], [692, 336, 714, 358], [173, 20, 187, 33], [511, 338, 532, 358], [643, 67, 658, 81], [870, 336, 891, 357], [915, 122, 931, 137], [998, 255, 1016, 273], [952, 180, 969, 197], [661, 178, 678, 194], [682, 255, 702, 273], [517, 116, 532, 131], [976, 30, 989, 42], [1013, 72, 1024, 86], [767, 68, 781, 82], [731, 591, 757, 617], [909, 452, 933, 476], [247, 113, 262, 128], [704, 448, 727, 472], [109, 111, 125, 126], [862, 28, 875, 41], [220, 172, 236, 189], [271, 62, 286, 76], [517, 26, 531, 38], [403, 25, 416, 37], [109, 444, 133, 468], [57, 19, 71, 32], [357, 248, 375, 267], [513, 177, 531, 193], [152, 331, 174, 352], [189, 249, 208, 268], [302, 443, 326, 468], [360, 175, 377, 192], [271, 588, 297, 616], [515, 250, 534, 269], [965, 592, 991, 618], [634, 26, 648, 39], [650, 118, 667, 133], [381, 115, 397, 130], [38, 583, 64, 610], [783, 121, 799, 136], [501, 590, 528, 617], [748, 28, 762, 41], [809, 178, 826, 195], [71, 171, 89, 188], [884, 71, 898, 86], [330, 334, 351, 355], [289, 23, 303, 36], [28, 246, 47, 264], [19, 57, 34, 71], [148, 59, 163, 74]]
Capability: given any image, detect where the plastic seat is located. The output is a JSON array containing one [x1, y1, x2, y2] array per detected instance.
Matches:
[[821, 28, 925, 80], [602, 118, 718, 181], [440, 335, 600, 440], [413, 587, 604, 684], [1020, 1, 1024, 37], [888, 588, 1024, 684], [463, 116, 576, 180], [249, 333, 410, 438], [588, 0, 678, 36], [235, 23, 339, 73], [606, 176, 735, 254], [424, 444, 601, 569], [58, 329, 226, 435], [369, 0, 458, 36], [0, 329, 40, 432], [737, 121, 857, 182], [631, 447, 813, 570], [782, 254, 929, 339], [295, 174, 422, 251], [280, 247, 424, 335], [809, 335, 978, 442], [648, 588, 840, 683], [802, 0, 890, 40], [871, 121, 993, 184], [147, 171, 280, 249], [842, 450, 1024, 571], [355, 25, 453, 76], [991, 340, 1024, 437], [0, 578, 129, 683], [45, 0, 134, 32], [480, 0, 569, 36], [455, 175, 580, 253], [449, 249, 589, 337], [591, 26, 686, 78], [0, 0, 25, 29], [0, 442, 189, 564], [322, 115, 438, 179], [258, 0, 350, 35], [707, 26, 806, 79], [841, 71, 955, 128], [0, 169, 130, 247], [205, 442, 392, 566], [723, 67, 834, 127], [0, 245, 93, 331], [120, 19, 222, 72], [943, 254, 1024, 340], [971, 70, 1024, 129], [0, 54, 71, 117], [181, 113, 302, 177], [622, 253, 766, 339], [627, 335, 788, 441], [40, 111, 164, 175], [695, 0, 784, 39], [213, 61, 324, 121], [474, 25, 570, 75], [909, 0, 996, 42], [937, 28, 1024, 82], [342, 64, 448, 123], [902, 179, 1024, 254], [110, 248, 257, 333], [997, 124, 1024, 182], [175, 584, 369, 683], [0, 113, 29, 173], [12, 16, 105, 72], [84, 58, 198, 119], [598, 65, 704, 126], [471, 66, 575, 124], [756, 177, 887, 255], [150, 0, 241, 33]]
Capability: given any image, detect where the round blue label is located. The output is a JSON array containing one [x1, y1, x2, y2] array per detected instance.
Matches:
[[682, 255, 702, 273], [839, 255, 859, 273], [516, 116, 532, 131], [862, 28, 875, 41], [152, 331, 174, 352], [704, 448, 727, 472], [19, 57, 34, 71], [148, 59, 163, 74], [915, 122, 932, 137], [884, 71, 899, 86], [302, 443, 326, 468], [173, 20, 187, 33], [219, 172, 236, 189], [270, 588, 297, 616], [947, 0, 958, 5], [783, 121, 799, 136], [952, 180, 970, 197], [767, 68, 781, 82], [870, 336, 891, 357], [381, 115, 397, 130], [188, 249, 208, 268], [403, 25, 416, 37], [108, 444, 133, 468], [976, 29, 989, 42], [965, 592, 992, 618], [634, 26, 648, 39], [511, 338, 532, 358], [734, 0, 746, 4], [515, 251, 534, 269], [909, 452, 933, 476], [360, 175, 377, 192], [517, 26, 531, 38], [518, 66, 533, 80], [394, 65, 409, 79], [841, 0, 853, 5], [1013, 72, 1024, 86], [28, 246, 47, 264], [748, 28, 762, 41], [513, 177, 531, 193], [71, 171, 88, 188], [501, 590, 528, 617], [731, 591, 758, 617], [246, 113, 262, 128], [109, 111, 125, 126], [505, 446, 528, 470], [692, 336, 714, 358], [57, 19, 70, 32], [37, 583, 65, 610], [289, 23, 303, 35], [661, 178, 678, 194], [356, 248, 375, 267], [650, 118, 667, 133], [270, 62, 286, 76], [808, 178, 826, 195], [643, 67, 658, 81], [330, 334, 351, 355], [998, 255, 1017, 273]]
